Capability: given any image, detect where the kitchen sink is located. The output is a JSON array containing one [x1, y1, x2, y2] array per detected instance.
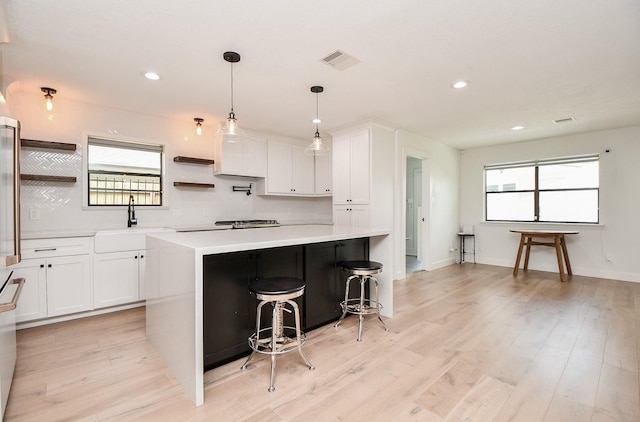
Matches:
[[94, 227, 174, 253]]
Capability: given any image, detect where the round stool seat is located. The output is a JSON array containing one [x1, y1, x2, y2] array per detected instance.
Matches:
[[340, 260, 383, 276], [249, 277, 305, 300]]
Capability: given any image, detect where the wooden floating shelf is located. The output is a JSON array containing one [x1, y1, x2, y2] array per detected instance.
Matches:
[[21, 138, 77, 151], [173, 182, 215, 188], [173, 156, 215, 165], [21, 174, 77, 183]]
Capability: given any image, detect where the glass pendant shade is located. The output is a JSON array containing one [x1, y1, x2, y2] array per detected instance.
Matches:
[[225, 111, 237, 135], [306, 130, 329, 155]]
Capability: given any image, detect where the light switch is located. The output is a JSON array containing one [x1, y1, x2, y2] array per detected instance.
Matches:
[[30, 207, 40, 220]]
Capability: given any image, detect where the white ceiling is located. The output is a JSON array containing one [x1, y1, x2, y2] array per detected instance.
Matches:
[[2, 0, 640, 149]]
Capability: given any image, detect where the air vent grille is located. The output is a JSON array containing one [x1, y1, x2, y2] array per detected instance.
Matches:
[[320, 50, 359, 70]]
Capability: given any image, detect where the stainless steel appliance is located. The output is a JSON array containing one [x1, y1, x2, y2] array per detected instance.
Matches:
[[0, 116, 23, 421], [215, 219, 281, 229]]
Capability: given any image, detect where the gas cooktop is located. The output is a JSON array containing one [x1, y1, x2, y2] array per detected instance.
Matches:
[[214, 219, 281, 229]]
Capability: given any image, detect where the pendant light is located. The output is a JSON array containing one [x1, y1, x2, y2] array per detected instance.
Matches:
[[222, 51, 241, 136], [305, 85, 329, 155]]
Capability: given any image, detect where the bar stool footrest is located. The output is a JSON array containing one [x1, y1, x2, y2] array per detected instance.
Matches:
[[248, 326, 307, 356], [340, 298, 383, 315]]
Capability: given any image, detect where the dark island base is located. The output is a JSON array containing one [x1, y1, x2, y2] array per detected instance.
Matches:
[[203, 238, 369, 371]]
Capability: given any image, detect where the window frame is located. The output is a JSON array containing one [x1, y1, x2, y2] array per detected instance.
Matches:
[[484, 154, 600, 224], [86, 136, 165, 207]]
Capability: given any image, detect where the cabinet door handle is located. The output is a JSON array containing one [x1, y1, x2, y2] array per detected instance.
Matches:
[[34, 248, 57, 252], [48, 264, 52, 268], [140, 255, 144, 259], [40, 264, 45, 268], [134, 255, 138, 259]]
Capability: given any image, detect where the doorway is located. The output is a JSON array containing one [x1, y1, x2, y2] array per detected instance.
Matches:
[[406, 156, 423, 273]]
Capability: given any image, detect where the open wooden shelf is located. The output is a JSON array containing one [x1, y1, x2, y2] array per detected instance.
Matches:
[[21, 174, 77, 183], [173, 182, 215, 188], [21, 139, 77, 151], [173, 156, 214, 165]]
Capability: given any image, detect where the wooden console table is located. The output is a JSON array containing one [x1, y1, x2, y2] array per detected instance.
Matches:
[[510, 229, 578, 282]]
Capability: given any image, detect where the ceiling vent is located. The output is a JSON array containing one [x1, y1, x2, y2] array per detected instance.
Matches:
[[553, 116, 575, 124], [320, 50, 359, 70]]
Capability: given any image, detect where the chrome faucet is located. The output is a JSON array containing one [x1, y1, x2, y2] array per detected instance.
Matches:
[[127, 195, 137, 227]]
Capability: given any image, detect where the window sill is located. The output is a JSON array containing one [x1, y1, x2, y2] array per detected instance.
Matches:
[[480, 221, 604, 230]]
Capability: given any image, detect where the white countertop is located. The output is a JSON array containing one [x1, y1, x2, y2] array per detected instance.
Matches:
[[148, 224, 390, 254], [22, 229, 98, 239]]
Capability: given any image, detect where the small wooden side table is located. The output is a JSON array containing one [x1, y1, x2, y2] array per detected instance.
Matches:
[[510, 229, 578, 282]]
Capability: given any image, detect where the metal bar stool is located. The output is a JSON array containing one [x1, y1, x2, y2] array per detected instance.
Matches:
[[241, 277, 315, 392], [334, 260, 389, 341]]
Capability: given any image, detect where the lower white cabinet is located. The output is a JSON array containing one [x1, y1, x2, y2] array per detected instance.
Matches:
[[93, 251, 145, 309], [13, 254, 92, 322], [334, 205, 370, 227]]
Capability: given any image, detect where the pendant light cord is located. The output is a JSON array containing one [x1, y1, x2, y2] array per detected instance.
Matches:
[[230, 62, 234, 114]]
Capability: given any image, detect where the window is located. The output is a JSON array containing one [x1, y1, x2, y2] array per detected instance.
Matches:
[[484, 155, 599, 223], [87, 137, 163, 206]]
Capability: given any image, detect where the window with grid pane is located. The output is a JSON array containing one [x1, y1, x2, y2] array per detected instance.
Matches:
[[484, 155, 599, 223], [88, 137, 163, 206]]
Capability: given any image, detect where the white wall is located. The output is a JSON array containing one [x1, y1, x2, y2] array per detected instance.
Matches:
[[460, 126, 640, 282], [394, 129, 460, 278], [7, 91, 331, 232]]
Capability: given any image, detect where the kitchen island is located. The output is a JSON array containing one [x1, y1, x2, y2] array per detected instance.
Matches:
[[145, 224, 391, 406]]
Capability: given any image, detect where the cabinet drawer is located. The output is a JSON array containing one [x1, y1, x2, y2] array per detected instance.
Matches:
[[21, 237, 93, 259]]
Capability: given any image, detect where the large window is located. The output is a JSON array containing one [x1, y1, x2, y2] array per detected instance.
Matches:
[[88, 137, 163, 206], [485, 155, 599, 223]]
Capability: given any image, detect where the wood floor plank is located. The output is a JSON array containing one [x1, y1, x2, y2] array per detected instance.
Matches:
[[5, 264, 640, 421]]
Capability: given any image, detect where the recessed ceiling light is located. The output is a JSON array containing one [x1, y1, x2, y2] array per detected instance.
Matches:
[[144, 72, 161, 81], [452, 80, 469, 89], [511, 125, 525, 131]]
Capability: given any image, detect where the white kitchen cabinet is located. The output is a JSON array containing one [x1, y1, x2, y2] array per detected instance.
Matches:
[[46, 255, 92, 317], [213, 133, 266, 177], [314, 153, 332, 195], [332, 129, 370, 205], [13, 254, 92, 321], [11, 260, 47, 322], [259, 139, 314, 195], [333, 205, 370, 227], [93, 251, 145, 309], [14, 237, 92, 322]]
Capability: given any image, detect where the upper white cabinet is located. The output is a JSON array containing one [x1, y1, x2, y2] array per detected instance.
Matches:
[[314, 153, 332, 195], [213, 133, 266, 178], [257, 139, 316, 196], [332, 129, 370, 205], [331, 122, 395, 228]]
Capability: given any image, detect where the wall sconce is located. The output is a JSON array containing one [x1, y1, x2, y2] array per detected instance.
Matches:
[[41, 87, 56, 111], [194, 117, 203, 136]]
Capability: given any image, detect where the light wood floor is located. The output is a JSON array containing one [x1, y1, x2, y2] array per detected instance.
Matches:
[[5, 264, 640, 421]]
